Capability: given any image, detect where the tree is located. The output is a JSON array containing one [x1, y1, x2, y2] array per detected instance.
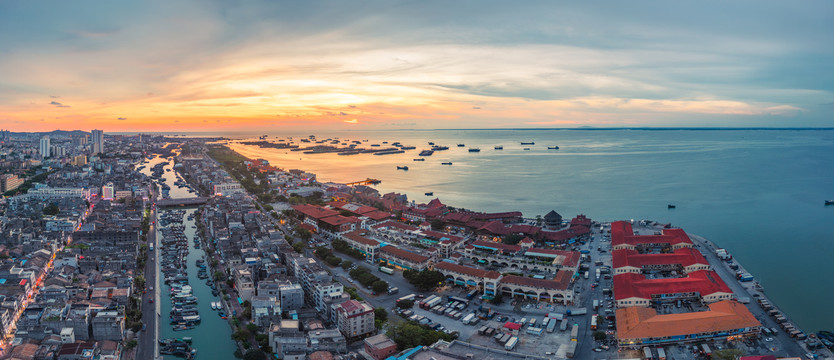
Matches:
[[430, 219, 445, 230], [372, 280, 389, 294], [375, 307, 388, 322], [232, 328, 251, 342], [403, 269, 446, 291], [593, 331, 607, 341], [292, 242, 305, 253], [396, 299, 414, 309], [246, 323, 259, 334], [243, 349, 266, 360], [713, 349, 745, 360], [125, 339, 138, 350], [340, 260, 353, 270], [43, 203, 59, 216], [502, 234, 524, 245]]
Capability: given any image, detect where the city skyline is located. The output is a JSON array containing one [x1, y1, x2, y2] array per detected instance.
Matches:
[[1, 1, 833, 132]]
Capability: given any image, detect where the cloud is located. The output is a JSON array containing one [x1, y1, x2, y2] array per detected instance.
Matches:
[[49, 95, 60, 98], [49, 101, 70, 108], [343, 119, 359, 124]]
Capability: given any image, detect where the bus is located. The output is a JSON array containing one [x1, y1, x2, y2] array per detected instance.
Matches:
[[396, 294, 416, 304], [466, 289, 479, 299], [379, 266, 394, 275], [590, 315, 598, 330]]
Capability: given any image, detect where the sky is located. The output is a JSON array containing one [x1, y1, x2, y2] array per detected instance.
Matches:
[[0, 0, 833, 132]]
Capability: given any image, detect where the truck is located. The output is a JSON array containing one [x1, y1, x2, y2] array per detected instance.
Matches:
[[657, 347, 667, 360], [643, 347, 653, 360], [567, 308, 587, 316], [149, 243, 154, 251], [397, 294, 416, 304], [542, 317, 550, 328], [528, 318, 537, 327], [593, 300, 599, 311], [595, 268, 601, 281], [546, 319, 557, 333], [504, 336, 518, 351], [701, 344, 711, 356], [560, 319, 568, 331], [526, 327, 544, 336], [499, 333, 511, 344], [566, 340, 577, 358], [570, 324, 579, 339], [467, 289, 479, 299], [462, 313, 476, 325], [584, 271, 590, 279], [591, 315, 598, 330], [379, 266, 395, 275]]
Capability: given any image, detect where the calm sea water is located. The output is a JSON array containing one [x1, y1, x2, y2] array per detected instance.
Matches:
[[228, 129, 834, 333]]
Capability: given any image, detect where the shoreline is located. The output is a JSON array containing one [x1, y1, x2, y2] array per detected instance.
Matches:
[[220, 142, 831, 356]]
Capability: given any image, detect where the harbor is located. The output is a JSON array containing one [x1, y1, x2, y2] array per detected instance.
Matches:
[[141, 155, 237, 359]]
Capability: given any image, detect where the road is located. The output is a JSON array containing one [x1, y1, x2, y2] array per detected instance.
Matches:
[[690, 233, 808, 357], [137, 202, 160, 360]]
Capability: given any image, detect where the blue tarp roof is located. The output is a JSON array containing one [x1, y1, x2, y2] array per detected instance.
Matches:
[[386, 345, 423, 360]]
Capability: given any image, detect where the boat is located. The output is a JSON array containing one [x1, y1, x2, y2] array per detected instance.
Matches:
[[396, 166, 409, 170], [825, 200, 834, 205], [457, 144, 465, 147], [413, 158, 425, 161], [425, 192, 434, 196], [419, 150, 434, 156], [494, 146, 503, 150], [521, 142, 535, 145], [428, 142, 435, 145], [432, 145, 449, 151], [547, 146, 560, 150], [667, 204, 676, 209], [468, 148, 480, 152], [523, 148, 530, 150], [441, 162, 453, 165]]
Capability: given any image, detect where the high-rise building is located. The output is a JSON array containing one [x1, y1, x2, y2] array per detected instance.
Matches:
[[0, 174, 24, 193], [91, 129, 104, 154], [39, 136, 51, 158], [101, 182, 114, 200]]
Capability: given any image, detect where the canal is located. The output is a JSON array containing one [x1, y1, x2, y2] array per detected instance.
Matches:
[[139, 155, 238, 359]]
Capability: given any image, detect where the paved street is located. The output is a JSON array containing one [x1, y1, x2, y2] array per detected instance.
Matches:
[[137, 203, 159, 360]]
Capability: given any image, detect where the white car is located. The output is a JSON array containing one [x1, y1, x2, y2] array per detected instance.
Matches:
[[765, 337, 774, 342]]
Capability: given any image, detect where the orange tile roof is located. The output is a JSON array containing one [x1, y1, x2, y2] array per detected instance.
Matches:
[[616, 300, 760, 341]]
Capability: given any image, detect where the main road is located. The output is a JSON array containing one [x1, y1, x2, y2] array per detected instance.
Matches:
[[137, 202, 160, 360]]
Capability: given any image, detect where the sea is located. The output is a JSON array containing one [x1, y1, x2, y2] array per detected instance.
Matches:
[[222, 129, 834, 333]]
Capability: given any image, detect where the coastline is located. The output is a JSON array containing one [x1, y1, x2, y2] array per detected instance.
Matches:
[[223, 135, 824, 346]]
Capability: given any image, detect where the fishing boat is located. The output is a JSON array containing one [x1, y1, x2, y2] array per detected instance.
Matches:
[[667, 204, 676, 209], [547, 146, 559, 150], [432, 145, 449, 151], [457, 144, 465, 147], [494, 146, 503, 150], [441, 162, 453, 165], [521, 141, 535, 145], [826, 200, 834, 205], [425, 192, 434, 196], [396, 166, 409, 170], [428, 142, 435, 145], [523, 148, 530, 150], [419, 150, 434, 156], [468, 148, 480, 152], [413, 158, 425, 161]]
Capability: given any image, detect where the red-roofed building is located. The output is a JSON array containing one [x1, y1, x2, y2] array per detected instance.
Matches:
[[570, 214, 592, 228], [333, 300, 374, 338], [318, 215, 362, 236], [341, 231, 380, 259], [433, 262, 502, 298], [469, 240, 521, 254], [292, 204, 340, 230], [379, 246, 431, 271], [524, 248, 581, 272], [613, 247, 710, 274], [542, 225, 591, 244], [472, 211, 523, 223], [614, 270, 734, 307], [368, 220, 419, 244], [499, 272, 574, 304], [611, 221, 693, 251]]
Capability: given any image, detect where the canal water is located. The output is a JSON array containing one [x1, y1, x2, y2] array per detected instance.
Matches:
[[138, 155, 237, 359]]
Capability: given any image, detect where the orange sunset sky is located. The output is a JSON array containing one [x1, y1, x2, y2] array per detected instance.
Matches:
[[1, 1, 831, 132]]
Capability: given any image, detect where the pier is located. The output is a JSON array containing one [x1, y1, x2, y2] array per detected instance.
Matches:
[[345, 178, 381, 186]]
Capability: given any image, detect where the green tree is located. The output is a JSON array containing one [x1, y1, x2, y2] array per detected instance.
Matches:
[[371, 280, 389, 294], [340, 260, 353, 270], [502, 234, 524, 245], [125, 339, 138, 350], [713, 349, 745, 360], [43, 203, 59, 215], [430, 219, 445, 230], [375, 307, 388, 323], [403, 269, 446, 291], [292, 242, 305, 253], [593, 331, 607, 341], [243, 349, 266, 360], [396, 299, 414, 309]]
